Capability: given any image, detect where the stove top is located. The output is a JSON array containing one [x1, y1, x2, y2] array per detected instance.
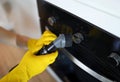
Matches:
[[45, 0, 120, 38]]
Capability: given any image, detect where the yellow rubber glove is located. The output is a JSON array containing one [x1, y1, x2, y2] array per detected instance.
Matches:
[[0, 30, 58, 82]]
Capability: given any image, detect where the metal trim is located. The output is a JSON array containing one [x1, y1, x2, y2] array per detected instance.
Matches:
[[47, 67, 63, 82], [62, 49, 115, 82]]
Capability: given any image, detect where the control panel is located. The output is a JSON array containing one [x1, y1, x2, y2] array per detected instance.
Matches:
[[37, 1, 120, 81]]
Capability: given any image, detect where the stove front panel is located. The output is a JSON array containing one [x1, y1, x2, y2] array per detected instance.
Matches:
[[37, 0, 120, 82]]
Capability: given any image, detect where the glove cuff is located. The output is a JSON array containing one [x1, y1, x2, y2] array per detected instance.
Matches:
[[27, 38, 38, 50]]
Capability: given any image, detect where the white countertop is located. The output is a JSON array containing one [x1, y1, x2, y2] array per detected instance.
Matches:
[[45, 0, 120, 38]]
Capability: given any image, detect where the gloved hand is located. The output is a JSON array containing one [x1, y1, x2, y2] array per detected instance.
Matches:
[[0, 30, 58, 82], [27, 30, 57, 52]]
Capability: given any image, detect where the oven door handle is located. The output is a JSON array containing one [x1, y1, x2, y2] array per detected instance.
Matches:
[[62, 49, 116, 82]]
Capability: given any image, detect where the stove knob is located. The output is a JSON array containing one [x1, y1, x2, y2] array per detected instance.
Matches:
[[48, 16, 57, 26], [108, 52, 120, 66], [72, 33, 84, 44]]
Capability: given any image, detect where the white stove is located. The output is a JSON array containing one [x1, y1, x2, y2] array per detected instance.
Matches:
[[37, 0, 120, 82], [45, 0, 120, 38]]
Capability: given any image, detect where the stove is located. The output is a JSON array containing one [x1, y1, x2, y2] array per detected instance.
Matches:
[[37, 0, 120, 82]]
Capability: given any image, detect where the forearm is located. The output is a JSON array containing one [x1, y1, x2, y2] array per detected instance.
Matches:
[[0, 27, 30, 48], [0, 27, 17, 46], [16, 34, 30, 48]]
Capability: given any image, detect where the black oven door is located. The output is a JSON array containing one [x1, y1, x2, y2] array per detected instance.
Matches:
[[37, 0, 120, 82]]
